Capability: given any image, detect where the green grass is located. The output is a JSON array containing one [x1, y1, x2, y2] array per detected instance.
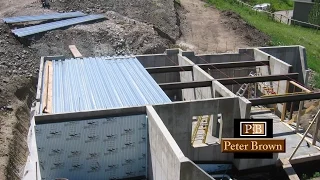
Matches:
[[207, 0, 320, 87], [243, 0, 294, 11]]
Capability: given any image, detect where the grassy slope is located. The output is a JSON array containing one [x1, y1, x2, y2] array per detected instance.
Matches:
[[243, 0, 294, 10], [208, 0, 320, 87]]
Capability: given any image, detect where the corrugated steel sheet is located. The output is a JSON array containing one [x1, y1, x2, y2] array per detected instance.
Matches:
[[2, 11, 86, 24], [43, 56, 171, 114], [12, 14, 105, 37], [35, 114, 148, 180]]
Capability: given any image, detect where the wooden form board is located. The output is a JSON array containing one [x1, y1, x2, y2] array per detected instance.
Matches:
[[280, 158, 300, 180], [69, 45, 83, 58], [42, 61, 53, 114]]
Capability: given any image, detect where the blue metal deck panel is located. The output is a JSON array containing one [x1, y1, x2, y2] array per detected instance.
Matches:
[[48, 57, 171, 114], [2, 11, 86, 24], [12, 14, 105, 37]]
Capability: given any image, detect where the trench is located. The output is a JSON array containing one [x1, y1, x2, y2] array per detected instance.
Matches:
[[5, 78, 37, 180]]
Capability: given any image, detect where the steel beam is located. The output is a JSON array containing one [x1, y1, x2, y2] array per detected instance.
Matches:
[[158, 81, 212, 90], [145, 61, 269, 73], [158, 73, 299, 90], [218, 73, 298, 85], [198, 60, 269, 70], [146, 65, 192, 73], [250, 93, 320, 106]]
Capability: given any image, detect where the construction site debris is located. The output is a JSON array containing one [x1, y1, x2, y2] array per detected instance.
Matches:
[[49, 0, 180, 41], [12, 14, 106, 37], [2, 11, 86, 24], [31, 11, 171, 57]]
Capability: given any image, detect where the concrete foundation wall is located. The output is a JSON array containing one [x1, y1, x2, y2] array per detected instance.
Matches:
[[258, 46, 309, 84], [137, 49, 182, 101], [254, 49, 292, 114], [233, 153, 279, 170], [178, 54, 195, 100], [212, 81, 235, 97], [181, 52, 256, 94], [146, 106, 183, 180], [187, 53, 254, 64], [193, 66, 213, 99], [180, 157, 214, 180], [152, 98, 237, 162], [146, 106, 214, 180]]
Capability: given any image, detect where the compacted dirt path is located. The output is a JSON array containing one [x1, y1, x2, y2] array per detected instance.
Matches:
[[177, 0, 249, 54]]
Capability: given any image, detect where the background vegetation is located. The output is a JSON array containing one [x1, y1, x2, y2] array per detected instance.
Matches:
[[207, 0, 320, 87]]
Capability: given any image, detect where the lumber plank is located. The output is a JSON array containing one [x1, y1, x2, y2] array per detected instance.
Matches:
[[47, 61, 53, 113], [69, 45, 83, 58]]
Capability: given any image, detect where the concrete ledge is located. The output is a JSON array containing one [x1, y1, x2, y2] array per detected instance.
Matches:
[[279, 158, 300, 180], [43, 55, 65, 60], [290, 152, 320, 164], [35, 106, 146, 124], [165, 48, 180, 55], [36, 57, 45, 101], [181, 51, 195, 57], [180, 157, 215, 180]]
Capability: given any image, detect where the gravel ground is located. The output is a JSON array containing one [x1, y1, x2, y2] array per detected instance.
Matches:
[[31, 11, 171, 58], [50, 0, 180, 41]]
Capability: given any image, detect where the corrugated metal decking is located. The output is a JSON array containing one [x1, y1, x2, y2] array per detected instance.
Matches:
[[12, 14, 105, 37], [44, 56, 171, 114], [36, 56, 170, 179], [2, 11, 86, 24]]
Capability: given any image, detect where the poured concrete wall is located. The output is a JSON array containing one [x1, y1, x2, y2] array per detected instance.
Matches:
[[193, 66, 213, 99], [181, 51, 256, 94], [178, 54, 195, 100], [152, 98, 237, 162], [258, 46, 309, 85], [137, 49, 182, 101], [147, 106, 183, 180], [254, 49, 292, 114], [212, 81, 235, 98], [146, 106, 214, 180], [233, 153, 278, 170], [187, 52, 254, 64], [180, 157, 215, 180]]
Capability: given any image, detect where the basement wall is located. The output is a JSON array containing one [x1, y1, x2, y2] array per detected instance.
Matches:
[[193, 66, 213, 99], [146, 106, 183, 180], [254, 49, 292, 114], [136, 49, 182, 101], [152, 98, 237, 162], [146, 106, 214, 180], [258, 46, 309, 85], [181, 51, 256, 94], [178, 54, 195, 100]]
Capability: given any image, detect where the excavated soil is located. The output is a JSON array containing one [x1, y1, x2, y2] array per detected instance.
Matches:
[[31, 11, 171, 57], [220, 10, 271, 47], [176, 0, 270, 54], [50, 0, 180, 41]]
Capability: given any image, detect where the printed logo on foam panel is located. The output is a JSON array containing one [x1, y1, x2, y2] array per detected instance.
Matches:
[[35, 115, 147, 180]]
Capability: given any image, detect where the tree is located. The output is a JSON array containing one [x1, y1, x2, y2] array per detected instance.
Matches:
[[308, 0, 320, 25]]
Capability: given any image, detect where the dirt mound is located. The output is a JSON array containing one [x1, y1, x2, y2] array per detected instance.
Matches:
[[0, 24, 39, 107], [31, 11, 171, 57], [221, 10, 271, 47], [50, 0, 180, 41]]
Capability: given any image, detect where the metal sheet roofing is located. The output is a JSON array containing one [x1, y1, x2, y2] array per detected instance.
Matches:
[[2, 11, 86, 24], [44, 56, 171, 114], [12, 14, 105, 37]]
